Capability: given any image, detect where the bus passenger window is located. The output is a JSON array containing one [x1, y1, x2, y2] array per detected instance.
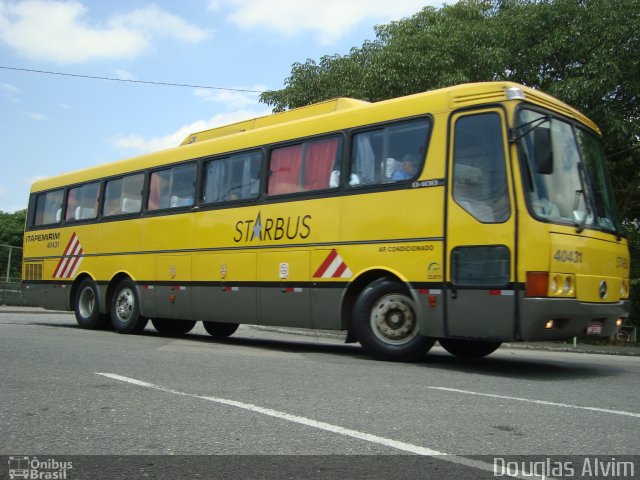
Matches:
[[33, 189, 63, 226], [202, 150, 262, 203], [302, 137, 340, 191], [453, 113, 510, 223], [268, 137, 341, 196], [148, 163, 196, 210], [350, 118, 430, 187], [104, 173, 144, 216], [65, 182, 99, 222]]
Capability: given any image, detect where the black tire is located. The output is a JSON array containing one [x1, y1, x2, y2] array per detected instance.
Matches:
[[203, 321, 239, 337], [74, 278, 110, 329], [439, 339, 501, 359], [151, 318, 196, 336], [110, 279, 148, 334], [352, 278, 435, 361]]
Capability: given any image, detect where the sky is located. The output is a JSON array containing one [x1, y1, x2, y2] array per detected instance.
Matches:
[[0, 0, 452, 213]]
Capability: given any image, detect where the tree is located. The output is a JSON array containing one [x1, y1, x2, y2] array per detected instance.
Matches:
[[0, 210, 26, 283], [0, 210, 26, 248], [260, 0, 639, 213], [260, 0, 640, 322]]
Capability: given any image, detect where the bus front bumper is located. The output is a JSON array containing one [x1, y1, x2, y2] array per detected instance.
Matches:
[[519, 297, 631, 341]]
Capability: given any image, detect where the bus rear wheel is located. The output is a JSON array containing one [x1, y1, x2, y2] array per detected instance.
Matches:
[[439, 339, 501, 359], [110, 279, 148, 334], [151, 318, 196, 336], [74, 278, 110, 329], [203, 321, 239, 337], [352, 278, 435, 362]]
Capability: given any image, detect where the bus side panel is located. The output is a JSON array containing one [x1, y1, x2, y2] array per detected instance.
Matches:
[[310, 286, 343, 330], [412, 287, 446, 338], [192, 252, 258, 325], [445, 290, 514, 340], [258, 250, 311, 328], [23, 282, 69, 311], [155, 254, 192, 319]]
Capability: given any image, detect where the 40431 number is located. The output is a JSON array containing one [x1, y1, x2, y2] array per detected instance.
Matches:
[[553, 250, 583, 263]]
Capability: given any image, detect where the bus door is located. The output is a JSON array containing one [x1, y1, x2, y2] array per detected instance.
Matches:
[[445, 109, 516, 340]]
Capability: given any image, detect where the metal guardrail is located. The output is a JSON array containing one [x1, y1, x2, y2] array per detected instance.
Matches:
[[0, 281, 27, 306], [1, 244, 22, 284]]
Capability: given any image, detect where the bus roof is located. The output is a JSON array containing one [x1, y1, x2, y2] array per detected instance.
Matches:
[[179, 97, 370, 145], [29, 82, 600, 193]]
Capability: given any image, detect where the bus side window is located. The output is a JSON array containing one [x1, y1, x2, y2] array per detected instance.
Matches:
[[203, 150, 262, 203], [65, 182, 99, 222], [350, 118, 430, 187], [33, 189, 63, 226], [302, 137, 340, 191], [268, 136, 341, 196], [269, 144, 304, 195], [148, 164, 196, 210], [104, 173, 144, 216]]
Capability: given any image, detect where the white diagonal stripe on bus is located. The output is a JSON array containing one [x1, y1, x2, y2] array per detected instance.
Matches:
[[69, 257, 83, 278], [323, 254, 344, 277], [95, 373, 547, 480], [60, 242, 82, 279], [63, 243, 83, 278], [64, 248, 84, 279], [54, 256, 71, 279], [54, 234, 83, 279], [52, 235, 73, 278]]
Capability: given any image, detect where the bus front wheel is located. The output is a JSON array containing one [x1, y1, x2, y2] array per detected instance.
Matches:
[[74, 278, 110, 330], [439, 339, 501, 358], [151, 318, 196, 335], [352, 278, 435, 361], [203, 321, 239, 337], [111, 279, 148, 334]]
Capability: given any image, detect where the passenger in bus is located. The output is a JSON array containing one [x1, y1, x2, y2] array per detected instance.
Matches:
[[391, 154, 419, 180]]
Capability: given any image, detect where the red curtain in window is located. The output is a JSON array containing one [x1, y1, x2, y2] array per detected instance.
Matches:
[[269, 144, 303, 195], [148, 173, 161, 210], [65, 189, 77, 221], [303, 138, 339, 190]]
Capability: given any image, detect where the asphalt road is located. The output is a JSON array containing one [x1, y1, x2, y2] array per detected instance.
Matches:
[[1, 310, 639, 479]]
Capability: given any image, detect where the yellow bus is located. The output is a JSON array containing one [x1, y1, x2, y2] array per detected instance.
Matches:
[[22, 82, 630, 361]]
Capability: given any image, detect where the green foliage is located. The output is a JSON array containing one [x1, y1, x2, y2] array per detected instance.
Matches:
[[0, 210, 26, 247], [261, 0, 640, 323], [0, 210, 26, 283], [260, 0, 639, 204]]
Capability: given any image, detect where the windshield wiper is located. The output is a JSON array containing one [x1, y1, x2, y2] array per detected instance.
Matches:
[[574, 163, 594, 233], [573, 189, 589, 233]]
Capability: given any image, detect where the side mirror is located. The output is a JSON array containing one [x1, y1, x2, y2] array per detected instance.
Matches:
[[534, 127, 553, 174]]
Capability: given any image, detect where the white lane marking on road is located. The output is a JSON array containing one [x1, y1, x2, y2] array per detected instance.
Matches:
[[95, 372, 546, 480], [425, 386, 640, 419]]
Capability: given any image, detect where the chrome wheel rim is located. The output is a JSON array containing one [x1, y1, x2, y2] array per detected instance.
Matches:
[[78, 286, 95, 319], [114, 287, 135, 323], [370, 293, 418, 345]]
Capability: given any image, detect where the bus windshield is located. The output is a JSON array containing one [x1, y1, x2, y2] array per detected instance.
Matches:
[[517, 108, 622, 235]]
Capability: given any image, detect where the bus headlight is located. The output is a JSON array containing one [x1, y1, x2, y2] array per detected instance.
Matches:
[[548, 273, 576, 298], [525, 272, 575, 298], [620, 279, 630, 299], [562, 276, 574, 295]]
